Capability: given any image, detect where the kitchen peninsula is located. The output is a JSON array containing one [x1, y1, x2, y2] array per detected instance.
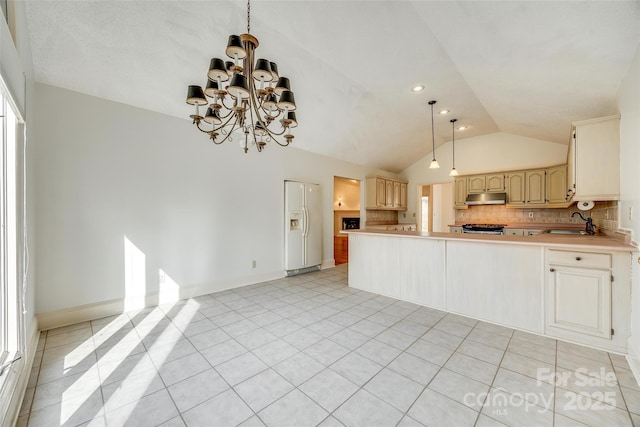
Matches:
[[346, 229, 636, 353]]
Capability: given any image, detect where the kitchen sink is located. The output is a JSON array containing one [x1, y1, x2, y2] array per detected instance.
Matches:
[[542, 229, 588, 235]]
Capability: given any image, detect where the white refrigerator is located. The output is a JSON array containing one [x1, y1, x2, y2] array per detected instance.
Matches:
[[285, 181, 322, 275]]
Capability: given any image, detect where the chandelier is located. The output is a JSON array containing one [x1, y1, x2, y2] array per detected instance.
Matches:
[[185, 0, 297, 153]]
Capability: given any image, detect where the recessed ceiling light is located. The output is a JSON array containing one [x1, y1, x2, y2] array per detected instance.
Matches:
[[457, 126, 467, 131], [439, 110, 449, 115], [411, 85, 425, 92]]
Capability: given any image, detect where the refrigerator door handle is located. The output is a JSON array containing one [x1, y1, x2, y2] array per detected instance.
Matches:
[[302, 206, 309, 238]]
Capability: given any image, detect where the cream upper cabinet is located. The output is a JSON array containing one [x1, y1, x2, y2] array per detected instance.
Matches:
[[385, 180, 394, 207], [526, 169, 546, 204], [364, 177, 387, 208], [485, 174, 505, 192], [365, 177, 407, 210], [393, 181, 401, 208], [454, 177, 467, 207], [399, 182, 408, 210], [546, 165, 568, 204], [467, 175, 486, 193], [467, 174, 504, 194], [571, 115, 620, 201], [506, 172, 525, 205]]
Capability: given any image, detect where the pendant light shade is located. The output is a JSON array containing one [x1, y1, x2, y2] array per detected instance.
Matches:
[[428, 100, 440, 169], [449, 118, 459, 176]]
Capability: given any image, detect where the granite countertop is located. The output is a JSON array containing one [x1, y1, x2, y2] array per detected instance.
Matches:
[[344, 229, 637, 252]]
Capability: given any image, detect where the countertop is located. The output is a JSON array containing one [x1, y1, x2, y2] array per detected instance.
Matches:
[[343, 229, 637, 252], [449, 223, 585, 230]]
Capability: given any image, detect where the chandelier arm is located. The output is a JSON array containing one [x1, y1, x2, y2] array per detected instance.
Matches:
[[219, 97, 236, 111], [210, 116, 241, 145], [265, 127, 291, 147]]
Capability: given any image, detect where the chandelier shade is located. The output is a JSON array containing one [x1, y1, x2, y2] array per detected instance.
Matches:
[[208, 58, 229, 82], [185, 0, 297, 153], [274, 77, 290, 96], [186, 85, 207, 106], [226, 35, 246, 59]]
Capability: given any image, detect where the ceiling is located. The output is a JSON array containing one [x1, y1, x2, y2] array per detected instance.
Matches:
[[23, 1, 640, 173]]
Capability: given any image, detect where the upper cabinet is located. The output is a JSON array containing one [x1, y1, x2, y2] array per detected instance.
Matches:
[[366, 177, 408, 211], [455, 165, 571, 209], [506, 170, 546, 205], [467, 174, 505, 194], [454, 177, 467, 207], [569, 115, 620, 201], [546, 165, 568, 204]]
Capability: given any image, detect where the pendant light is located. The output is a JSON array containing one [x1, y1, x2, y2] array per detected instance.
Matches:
[[449, 118, 459, 177], [428, 100, 440, 169]]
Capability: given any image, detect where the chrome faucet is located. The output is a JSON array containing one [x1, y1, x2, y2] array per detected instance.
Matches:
[[572, 211, 596, 235]]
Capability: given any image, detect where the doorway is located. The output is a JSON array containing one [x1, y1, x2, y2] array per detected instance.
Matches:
[[333, 176, 361, 265], [416, 182, 454, 232]]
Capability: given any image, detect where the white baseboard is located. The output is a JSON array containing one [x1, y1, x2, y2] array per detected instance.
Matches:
[[1, 317, 39, 427], [37, 270, 284, 330]]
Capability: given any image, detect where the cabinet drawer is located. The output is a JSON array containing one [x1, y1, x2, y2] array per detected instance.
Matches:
[[547, 250, 611, 269]]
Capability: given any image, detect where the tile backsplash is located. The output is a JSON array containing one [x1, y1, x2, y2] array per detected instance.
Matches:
[[456, 201, 619, 231]]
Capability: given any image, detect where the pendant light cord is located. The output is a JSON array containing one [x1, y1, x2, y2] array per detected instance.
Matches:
[[430, 101, 436, 159]]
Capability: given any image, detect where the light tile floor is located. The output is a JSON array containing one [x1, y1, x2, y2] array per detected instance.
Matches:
[[16, 264, 640, 426]]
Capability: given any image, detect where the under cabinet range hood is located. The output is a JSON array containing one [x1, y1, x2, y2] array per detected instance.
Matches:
[[465, 192, 507, 205]]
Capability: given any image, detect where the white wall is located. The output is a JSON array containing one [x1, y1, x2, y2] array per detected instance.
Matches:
[[398, 132, 569, 222], [617, 46, 640, 365], [33, 83, 392, 317]]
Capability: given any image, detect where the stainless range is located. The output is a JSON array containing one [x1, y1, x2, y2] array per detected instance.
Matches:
[[462, 224, 506, 235]]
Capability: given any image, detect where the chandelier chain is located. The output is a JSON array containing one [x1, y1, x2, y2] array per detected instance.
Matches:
[[247, 0, 251, 34]]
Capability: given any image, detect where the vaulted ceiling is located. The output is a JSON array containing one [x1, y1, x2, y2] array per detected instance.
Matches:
[[24, 1, 640, 173]]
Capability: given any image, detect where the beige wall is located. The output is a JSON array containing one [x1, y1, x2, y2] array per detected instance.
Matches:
[[333, 177, 361, 211]]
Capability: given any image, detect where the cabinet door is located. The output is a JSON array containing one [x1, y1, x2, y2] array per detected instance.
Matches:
[[454, 177, 467, 206], [376, 179, 386, 207], [486, 174, 505, 192], [526, 170, 546, 204], [393, 181, 401, 207], [507, 172, 525, 205], [567, 133, 576, 200], [574, 116, 620, 200], [546, 265, 611, 339], [400, 182, 408, 210], [468, 176, 486, 193], [385, 180, 394, 207], [547, 166, 568, 203]]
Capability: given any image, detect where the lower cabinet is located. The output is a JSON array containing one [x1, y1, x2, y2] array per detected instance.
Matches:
[[544, 249, 629, 352]]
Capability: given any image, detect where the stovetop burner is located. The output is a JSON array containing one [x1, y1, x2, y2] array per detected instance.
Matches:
[[462, 223, 506, 231]]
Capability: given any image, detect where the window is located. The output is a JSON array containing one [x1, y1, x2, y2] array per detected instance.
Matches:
[[0, 82, 21, 377]]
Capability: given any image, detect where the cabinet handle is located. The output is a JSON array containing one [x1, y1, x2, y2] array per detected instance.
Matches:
[[575, 257, 582, 261], [550, 268, 555, 272]]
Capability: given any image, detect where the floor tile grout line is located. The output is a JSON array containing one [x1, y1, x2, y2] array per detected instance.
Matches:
[[25, 266, 637, 427]]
